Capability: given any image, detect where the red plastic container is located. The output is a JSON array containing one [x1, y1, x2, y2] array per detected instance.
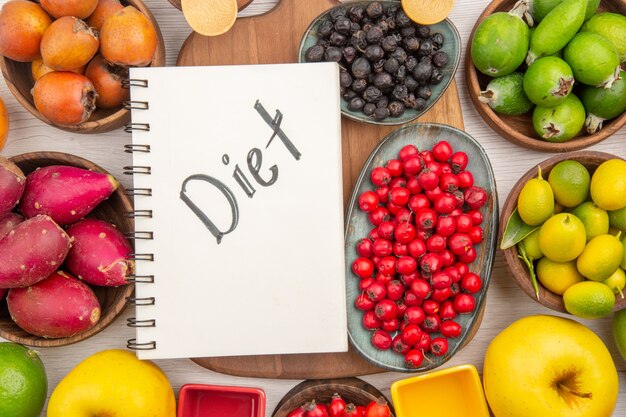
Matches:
[[177, 384, 266, 417]]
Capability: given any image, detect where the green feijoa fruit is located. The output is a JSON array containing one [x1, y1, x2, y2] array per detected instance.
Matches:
[[523, 57, 574, 107], [532, 93, 585, 142], [564, 32, 621, 88], [533, 0, 600, 22], [581, 12, 626, 62], [527, 0, 587, 64], [580, 70, 626, 134], [471, 11, 530, 77], [479, 72, 533, 115]]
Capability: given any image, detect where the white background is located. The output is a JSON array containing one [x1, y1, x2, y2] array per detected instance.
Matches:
[[1, 0, 625, 415]]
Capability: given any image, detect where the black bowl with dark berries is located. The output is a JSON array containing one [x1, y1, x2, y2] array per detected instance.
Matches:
[[299, 1, 461, 125], [344, 123, 498, 372]]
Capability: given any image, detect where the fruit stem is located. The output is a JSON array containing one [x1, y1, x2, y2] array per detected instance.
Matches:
[[509, 0, 534, 26], [478, 89, 494, 104], [585, 114, 605, 134], [537, 165, 543, 180], [615, 231, 622, 240], [618, 286, 624, 300], [602, 66, 622, 90], [556, 382, 592, 399]]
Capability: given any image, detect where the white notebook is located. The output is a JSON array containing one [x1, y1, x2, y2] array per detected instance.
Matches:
[[126, 63, 347, 360]]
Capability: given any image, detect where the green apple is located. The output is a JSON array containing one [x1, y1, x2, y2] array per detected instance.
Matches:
[[483, 315, 618, 417]]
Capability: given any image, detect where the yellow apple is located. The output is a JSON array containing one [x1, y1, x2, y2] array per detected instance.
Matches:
[[483, 315, 618, 417], [47, 349, 176, 417]]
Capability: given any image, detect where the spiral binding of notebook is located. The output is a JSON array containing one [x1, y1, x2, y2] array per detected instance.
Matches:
[[122, 78, 157, 351]]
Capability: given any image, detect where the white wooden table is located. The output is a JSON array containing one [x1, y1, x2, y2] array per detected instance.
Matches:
[[1, 0, 625, 415]]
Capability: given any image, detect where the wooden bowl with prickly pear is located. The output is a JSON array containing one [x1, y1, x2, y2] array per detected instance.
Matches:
[[465, 0, 626, 152], [0, 0, 165, 133], [0, 152, 134, 347]]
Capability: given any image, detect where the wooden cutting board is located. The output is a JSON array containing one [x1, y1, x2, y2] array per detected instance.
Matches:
[[177, 0, 465, 379]]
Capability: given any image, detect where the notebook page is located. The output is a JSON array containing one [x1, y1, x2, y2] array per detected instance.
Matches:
[[128, 63, 347, 360]]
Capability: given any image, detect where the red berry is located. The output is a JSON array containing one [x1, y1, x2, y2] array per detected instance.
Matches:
[[288, 405, 307, 417], [356, 239, 374, 258], [368, 207, 390, 226], [450, 282, 461, 296], [389, 177, 407, 189], [461, 272, 482, 294], [355, 294, 375, 311], [400, 271, 420, 287], [450, 152, 468, 172], [419, 150, 434, 164], [457, 170, 474, 188], [375, 299, 398, 321], [454, 293, 476, 313], [405, 349, 424, 368], [440, 320, 462, 338], [415, 208, 437, 230], [385, 159, 404, 177], [425, 161, 442, 177], [431, 286, 453, 302], [436, 216, 456, 237], [371, 330, 393, 350], [444, 266, 461, 283], [366, 281, 387, 302], [420, 252, 442, 276], [352, 257, 374, 278], [363, 310, 382, 330], [434, 193, 456, 214], [425, 186, 443, 202], [341, 404, 362, 417], [393, 241, 409, 256], [404, 306, 425, 325], [404, 290, 421, 306], [439, 300, 457, 321], [410, 279, 432, 299], [386, 280, 405, 301], [394, 209, 412, 225], [376, 272, 393, 285], [401, 323, 422, 345], [359, 191, 380, 212], [416, 228, 433, 241], [408, 239, 427, 259], [329, 394, 347, 417], [386, 201, 404, 216], [396, 256, 417, 275], [364, 398, 391, 417], [421, 314, 441, 333], [430, 271, 452, 289], [378, 221, 395, 240], [439, 249, 456, 267], [448, 233, 473, 256], [464, 186, 488, 210], [408, 194, 430, 212], [449, 208, 463, 217], [430, 337, 449, 356], [372, 238, 393, 257], [466, 209, 483, 225], [375, 185, 390, 203], [452, 190, 465, 208], [356, 406, 366, 417], [426, 234, 447, 253], [378, 256, 397, 276], [395, 299, 407, 318], [392, 334, 410, 354], [359, 277, 376, 291], [458, 246, 477, 263], [422, 299, 439, 315], [398, 144, 419, 161], [403, 155, 423, 176], [440, 162, 452, 174], [418, 170, 439, 191], [381, 317, 400, 332], [395, 223, 416, 244], [439, 172, 459, 192], [406, 176, 422, 194], [455, 214, 473, 233], [454, 262, 470, 277], [414, 331, 431, 350], [432, 141, 453, 162], [307, 401, 330, 417], [371, 167, 392, 186], [468, 226, 484, 244]]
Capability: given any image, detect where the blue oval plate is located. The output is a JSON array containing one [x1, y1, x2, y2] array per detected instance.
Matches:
[[344, 123, 499, 372], [298, 1, 461, 126]]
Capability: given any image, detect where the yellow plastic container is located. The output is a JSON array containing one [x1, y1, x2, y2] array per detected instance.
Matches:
[[390, 364, 490, 417]]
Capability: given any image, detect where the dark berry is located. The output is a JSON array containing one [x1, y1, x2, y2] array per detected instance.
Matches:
[[377, 20, 389, 34], [431, 33, 444, 47], [363, 86, 382, 103], [305, 45, 324, 62], [432, 51, 448, 68], [348, 97, 366, 111], [351, 22, 361, 32], [334, 17, 352, 34], [388, 101, 405, 117], [373, 72, 394, 92], [342, 46, 357, 63], [330, 31, 347, 46], [373, 106, 390, 120], [419, 39, 433, 56], [351, 30, 367, 50], [352, 78, 368, 93], [400, 26, 416, 37], [389, 47, 407, 64], [392, 84, 408, 101], [430, 68, 444, 84], [417, 26, 430, 38], [414, 97, 427, 110], [376, 96, 389, 109], [395, 10, 411, 27], [351, 57, 371, 79], [329, 7, 346, 21], [343, 89, 358, 101], [324, 46, 343, 62], [365, 44, 385, 61], [417, 85, 432, 100], [340, 71, 353, 88], [363, 102, 377, 116], [383, 57, 400, 74], [404, 76, 418, 92], [413, 61, 433, 82], [381, 35, 398, 52], [366, 26, 384, 44], [317, 20, 333, 38], [394, 65, 407, 82], [403, 36, 420, 52], [405, 56, 418, 72], [366, 1, 384, 18], [349, 5, 365, 22]]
